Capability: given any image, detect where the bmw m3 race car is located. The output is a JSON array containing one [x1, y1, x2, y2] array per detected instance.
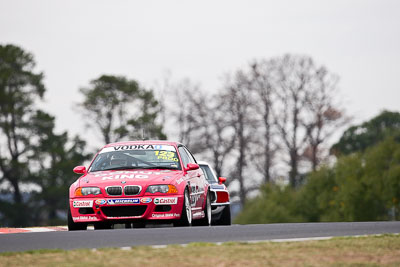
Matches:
[[198, 161, 231, 225], [68, 141, 211, 230]]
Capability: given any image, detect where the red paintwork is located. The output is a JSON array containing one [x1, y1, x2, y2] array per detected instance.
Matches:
[[73, 166, 86, 174], [185, 163, 200, 171], [69, 141, 209, 223], [218, 177, 227, 185], [216, 191, 229, 203]]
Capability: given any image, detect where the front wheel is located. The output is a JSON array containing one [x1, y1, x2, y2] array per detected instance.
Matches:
[[213, 205, 231, 226], [173, 188, 192, 227], [68, 207, 87, 231]]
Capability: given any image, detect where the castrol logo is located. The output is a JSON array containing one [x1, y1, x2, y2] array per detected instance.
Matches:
[[73, 200, 93, 208], [154, 197, 178, 205]]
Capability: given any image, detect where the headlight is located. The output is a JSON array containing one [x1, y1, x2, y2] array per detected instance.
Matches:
[[146, 185, 178, 194], [75, 187, 101, 196]]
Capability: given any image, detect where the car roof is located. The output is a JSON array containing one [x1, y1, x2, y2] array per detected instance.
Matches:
[[102, 140, 182, 148]]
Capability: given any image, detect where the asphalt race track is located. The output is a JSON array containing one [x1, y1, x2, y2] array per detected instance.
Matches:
[[1, 221, 400, 252]]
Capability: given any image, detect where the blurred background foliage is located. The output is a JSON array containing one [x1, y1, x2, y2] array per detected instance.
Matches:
[[0, 43, 399, 227], [235, 133, 400, 224]]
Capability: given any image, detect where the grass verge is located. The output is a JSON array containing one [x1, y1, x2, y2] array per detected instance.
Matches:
[[1, 234, 399, 266]]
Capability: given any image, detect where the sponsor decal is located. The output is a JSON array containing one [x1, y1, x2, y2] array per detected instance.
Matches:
[[192, 211, 205, 218], [95, 199, 107, 205], [100, 145, 176, 153], [190, 183, 203, 206], [154, 151, 179, 162], [141, 197, 152, 204], [107, 198, 140, 205], [73, 200, 93, 208], [73, 216, 97, 221], [154, 197, 178, 205], [151, 213, 180, 218], [94, 171, 162, 181]]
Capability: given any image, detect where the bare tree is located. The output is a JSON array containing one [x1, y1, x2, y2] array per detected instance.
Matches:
[[272, 55, 317, 187], [160, 76, 236, 179], [249, 60, 279, 184], [159, 54, 347, 200], [270, 54, 348, 186], [302, 67, 349, 170], [189, 91, 237, 179], [163, 78, 203, 148], [222, 71, 259, 205]]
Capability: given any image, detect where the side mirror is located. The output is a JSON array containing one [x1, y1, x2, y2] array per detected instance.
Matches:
[[73, 166, 86, 174], [185, 163, 200, 171], [218, 177, 227, 184]]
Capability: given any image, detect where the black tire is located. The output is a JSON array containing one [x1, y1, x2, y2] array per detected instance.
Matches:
[[194, 192, 211, 226], [94, 222, 113, 230], [214, 205, 231, 226], [173, 188, 192, 227], [68, 207, 87, 231]]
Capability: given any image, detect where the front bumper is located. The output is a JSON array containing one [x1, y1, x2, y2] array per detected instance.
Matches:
[[70, 195, 184, 223]]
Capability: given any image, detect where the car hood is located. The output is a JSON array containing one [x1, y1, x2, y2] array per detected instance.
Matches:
[[79, 169, 184, 187]]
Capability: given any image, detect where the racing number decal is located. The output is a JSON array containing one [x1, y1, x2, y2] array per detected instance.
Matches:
[[154, 151, 179, 161]]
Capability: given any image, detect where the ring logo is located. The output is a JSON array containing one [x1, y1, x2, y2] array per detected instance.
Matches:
[[107, 199, 140, 205], [141, 197, 152, 204], [95, 199, 107, 205], [73, 200, 93, 208], [154, 197, 178, 205]]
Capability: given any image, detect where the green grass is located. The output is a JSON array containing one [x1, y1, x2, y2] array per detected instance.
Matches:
[[1, 234, 399, 266]]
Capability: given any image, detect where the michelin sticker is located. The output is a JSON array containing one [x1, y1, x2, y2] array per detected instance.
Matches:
[[107, 199, 140, 205]]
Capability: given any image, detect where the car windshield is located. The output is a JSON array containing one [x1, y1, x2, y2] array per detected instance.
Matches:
[[89, 144, 181, 172], [200, 164, 218, 183]]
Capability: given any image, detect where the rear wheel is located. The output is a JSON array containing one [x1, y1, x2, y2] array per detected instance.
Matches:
[[173, 188, 192, 227], [67, 207, 87, 231], [194, 192, 211, 226]]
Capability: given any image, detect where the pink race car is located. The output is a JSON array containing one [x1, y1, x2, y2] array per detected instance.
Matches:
[[68, 141, 211, 230]]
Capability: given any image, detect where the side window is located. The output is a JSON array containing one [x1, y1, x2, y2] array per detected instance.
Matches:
[[183, 147, 196, 163], [178, 147, 190, 167]]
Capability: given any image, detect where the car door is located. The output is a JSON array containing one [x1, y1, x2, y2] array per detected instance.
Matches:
[[183, 147, 206, 215], [178, 146, 204, 216]]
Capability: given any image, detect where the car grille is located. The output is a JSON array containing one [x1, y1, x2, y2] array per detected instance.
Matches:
[[124, 185, 141, 195], [101, 206, 147, 217], [106, 186, 122, 196]]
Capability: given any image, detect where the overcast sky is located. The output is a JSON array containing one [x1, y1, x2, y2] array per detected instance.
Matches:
[[1, 0, 399, 148]]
